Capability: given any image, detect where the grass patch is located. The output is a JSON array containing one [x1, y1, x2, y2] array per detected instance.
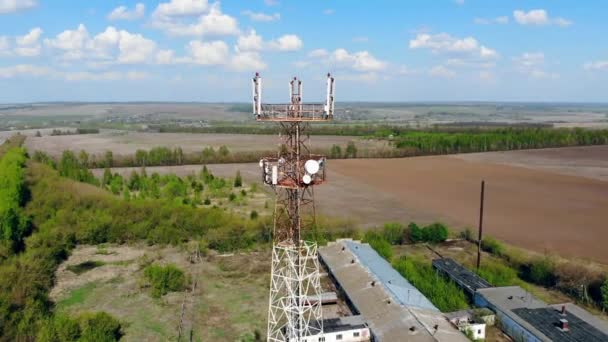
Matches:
[[143, 264, 187, 298], [66, 260, 106, 275], [57, 282, 98, 309]]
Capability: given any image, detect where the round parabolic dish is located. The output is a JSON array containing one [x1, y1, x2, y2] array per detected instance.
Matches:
[[302, 174, 312, 184], [304, 160, 320, 174]]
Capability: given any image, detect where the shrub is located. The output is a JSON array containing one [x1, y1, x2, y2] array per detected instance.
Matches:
[[229, 193, 237, 201], [37, 312, 122, 342], [481, 236, 504, 256], [250, 210, 259, 220], [476, 259, 521, 287], [363, 231, 393, 261], [143, 264, 187, 298], [526, 257, 557, 287], [204, 198, 211, 205], [408, 222, 424, 243], [422, 223, 448, 243], [382, 222, 404, 245], [393, 256, 468, 312]]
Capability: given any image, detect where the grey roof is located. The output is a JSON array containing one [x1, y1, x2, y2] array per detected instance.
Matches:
[[319, 239, 469, 342], [320, 315, 368, 334], [344, 240, 438, 311], [432, 258, 491, 295], [477, 286, 608, 342]]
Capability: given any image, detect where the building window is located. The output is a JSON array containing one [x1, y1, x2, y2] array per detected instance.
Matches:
[[354, 331, 360, 337], [478, 329, 482, 334], [336, 334, 342, 340], [318, 337, 325, 342]]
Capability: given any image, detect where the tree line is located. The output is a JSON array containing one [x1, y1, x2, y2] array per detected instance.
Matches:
[[393, 128, 608, 154]]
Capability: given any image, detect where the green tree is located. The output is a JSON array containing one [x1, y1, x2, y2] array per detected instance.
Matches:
[[143, 264, 187, 298], [218, 145, 230, 157], [408, 222, 424, 243], [330, 144, 342, 159], [78, 150, 89, 168], [35, 131, 42, 137], [345, 141, 358, 158]]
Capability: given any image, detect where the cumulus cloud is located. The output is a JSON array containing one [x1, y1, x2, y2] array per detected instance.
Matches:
[[44, 24, 90, 60], [153, 0, 208, 18], [331, 48, 386, 72], [268, 34, 302, 51], [308, 49, 329, 58], [0, 64, 51, 78], [44, 24, 159, 64], [429, 65, 455, 78], [63, 70, 149, 81], [409, 33, 498, 59], [0, 0, 37, 14], [264, 0, 279, 6], [323, 9, 334, 15], [236, 30, 263, 51], [229, 51, 265, 71], [15, 27, 42, 56], [152, 1, 238, 37], [108, 3, 145, 21], [513, 9, 572, 27], [186, 40, 229, 65], [241, 10, 280, 22], [583, 60, 608, 71]]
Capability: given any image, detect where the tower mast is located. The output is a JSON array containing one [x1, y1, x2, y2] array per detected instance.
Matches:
[[253, 73, 335, 341]]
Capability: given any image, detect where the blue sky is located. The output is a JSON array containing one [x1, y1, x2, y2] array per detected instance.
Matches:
[[0, 0, 606, 103]]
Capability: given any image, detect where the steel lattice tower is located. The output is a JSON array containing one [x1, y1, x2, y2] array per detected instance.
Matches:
[[252, 73, 335, 342]]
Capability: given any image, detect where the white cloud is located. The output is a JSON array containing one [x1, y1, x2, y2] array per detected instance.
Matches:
[[474, 16, 509, 25], [513, 9, 572, 27], [45, 25, 158, 64], [230, 51, 265, 71], [187, 40, 229, 65], [264, 0, 279, 6], [308, 49, 328, 58], [152, 2, 238, 37], [453, 0, 465, 5], [429, 65, 456, 78], [0, 0, 37, 14], [409, 32, 498, 59], [0, 64, 50, 78], [155, 49, 176, 64], [331, 48, 386, 72], [44, 24, 90, 60], [323, 9, 334, 15], [15, 27, 42, 56], [236, 30, 263, 51], [153, 0, 208, 18], [584, 60, 608, 71], [512, 52, 558, 79], [241, 10, 280, 22], [268, 34, 302, 51], [108, 3, 145, 21]]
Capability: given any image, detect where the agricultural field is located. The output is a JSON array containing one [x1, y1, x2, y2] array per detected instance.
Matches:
[[98, 145, 608, 264], [24, 129, 388, 157]]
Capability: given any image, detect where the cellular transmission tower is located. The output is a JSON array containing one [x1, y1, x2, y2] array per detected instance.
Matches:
[[252, 73, 335, 341]]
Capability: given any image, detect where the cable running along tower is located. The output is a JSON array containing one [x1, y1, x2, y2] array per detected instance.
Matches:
[[253, 73, 335, 341]]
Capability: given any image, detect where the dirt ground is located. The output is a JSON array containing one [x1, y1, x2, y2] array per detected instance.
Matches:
[[330, 154, 608, 263], [25, 130, 387, 156], [454, 145, 608, 182]]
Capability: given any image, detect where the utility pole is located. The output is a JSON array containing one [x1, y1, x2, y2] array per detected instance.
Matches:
[[476, 180, 485, 271]]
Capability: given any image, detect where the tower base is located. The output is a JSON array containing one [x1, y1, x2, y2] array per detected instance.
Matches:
[[267, 241, 323, 342]]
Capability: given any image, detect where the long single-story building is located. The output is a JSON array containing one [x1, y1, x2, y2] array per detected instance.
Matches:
[[319, 239, 469, 342]]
